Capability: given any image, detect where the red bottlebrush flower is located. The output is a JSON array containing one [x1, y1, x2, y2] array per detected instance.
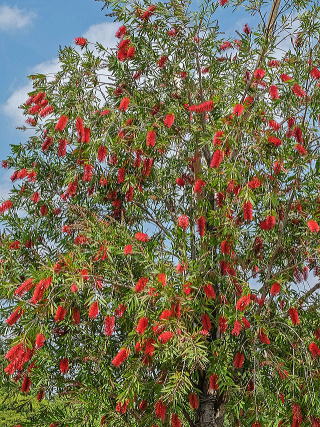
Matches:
[[136, 317, 149, 335], [269, 85, 280, 99], [39, 105, 54, 117], [193, 179, 206, 194], [189, 100, 214, 112], [213, 130, 224, 145], [243, 23, 251, 34], [292, 403, 303, 424], [21, 376, 31, 393], [116, 25, 127, 38], [123, 244, 133, 255], [6, 307, 24, 326], [39, 204, 48, 216], [135, 277, 149, 292], [55, 115, 68, 132], [157, 273, 167, 286], [280, 73, 292, 82], [295, 143, 307, 155], [30, 277, 52, 304], [72, 308, 81, 324], [203, 283, 216, 299], [135, 232, 150, 242], [14, 278, 34, 296], [292, 83, 306, 97], [270, 282, 281, 295], [70, 283, 78, 293], [54, 305, 67, 323], [146, 130, 156, 147], [97, 146, 107, 163], [171, 414, 182, 427], [260, 215, 276, 230], [30, 192, 40, 203], [258, 329, 270, 344], [164, 113, 175, 128], [210, 149, 224, 168], [104, 315, 115, 336], [197, 216, 206, 237], [233, 352, 245, 368], [35, 333, 46, 349], [75, 116, 84, 138], [236, 294, 251, 311], [139, 400, 148, 411], [308, 342, 320, 358], [233, 103, 244, 116], [268, 135, 282, 146], [158, 55, 168, 68], [112, 348, 130, 367], [119, 97, 130, 111], [288, 307, 300, 325], [75, 37, 88, 47], [158, 331, 174, 343], [37, 388, 45, 401], [311, 66, 320, 79], [254, 68, 265, 79], [117, 167, 126, 184], [82, 164, 94, 182], [155, 401, 167, 421], [59, 358, 69, 374], [243, 201, 253, 221], [247, 176, 261, 189], [81, 127, 91, 143], [252, 423, 262, 427], [208, 374, 219, 392], [241, 317, 251, 329], [307, 220, 320, 232], [88, 301, 99, 319], [219, 0, 228, 5], [58, 138, 68, 157], [219, 316, 228, 333], [159, 309, 172, 320], [176, 177, 185, 186], [269, 119, 281, 130], [201, 313, 212, 332], [177, 214, 189, 230], [232, 320, 242, 336], [0, 199, 13, 213]]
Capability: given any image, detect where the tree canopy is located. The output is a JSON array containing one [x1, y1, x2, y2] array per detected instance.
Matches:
[[0, 0, 320, 426]]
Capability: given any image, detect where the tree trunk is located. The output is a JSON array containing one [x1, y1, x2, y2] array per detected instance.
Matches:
[[196, 394, 225, 427]]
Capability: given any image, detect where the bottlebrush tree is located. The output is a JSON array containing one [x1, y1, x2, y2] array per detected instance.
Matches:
[[0, 0, 320, 425]]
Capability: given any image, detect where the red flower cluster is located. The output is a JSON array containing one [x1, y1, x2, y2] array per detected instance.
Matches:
[[177, 214, 189, 230], [74, 37, 88, 47], [117, 39, 136, 61], [111, 348, 130, 367], [4, 343, 33, 375], [189, 100, 214, 112]]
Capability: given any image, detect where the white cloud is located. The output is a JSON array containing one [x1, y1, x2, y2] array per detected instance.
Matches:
[[2, 58, 60, 125], [83, 21, 118, 49], [0, 5, 35, 31], [2, 22, 119, 124]]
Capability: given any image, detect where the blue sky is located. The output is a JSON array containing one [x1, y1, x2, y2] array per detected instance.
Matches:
[[0, 0, 254, 199]]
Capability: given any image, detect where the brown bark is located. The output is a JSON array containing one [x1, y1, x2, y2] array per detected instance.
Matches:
[[196, 394, 226, 427]]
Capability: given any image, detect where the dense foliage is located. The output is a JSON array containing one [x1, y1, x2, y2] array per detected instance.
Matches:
[[0, 0, 320, 425]]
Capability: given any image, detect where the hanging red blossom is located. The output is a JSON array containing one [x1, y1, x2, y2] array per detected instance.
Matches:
[[55, 115, 68, 132], [236, 294, 251, 311], [292, 83, 306, 97], [232, 320, 242, 336], [54, 305, 67, 323], [188, 393, 199, 410], [308, 342, 320, 358], [201, 313, 212, 332], [164, 113, 175, 128], [35, 333, 46, 349], [307, 220, 319, 232], [203, 283, 216, 299], [233, 104, 244, 116], [243, 201, 253, 221], [0, 200, 13, 213], [146, 130, 156, 147], [268, 135, 282, 146], [258, 329, 271, 344], [218, 316, 228, 333], [74, 37, 88, 47], [155, 401, 167, 421], [158, 331, 174, 343], [189, 100, 214, 112], [112, 348, 130, 367], [88, 301, 99, 319], [270, 282, 281, 295], [59, 358, 69, 374], [158, 55, 168, 68], [21, 376, 32, 393], [171, 413, 182, 427], [210, 149, 224, 168], [157, 273, 167, 286], [135, 232, 150, 242], [269, 85, 280, 99], [233, 352, 245, 368], [104, 316, 115, 336], [119, 97, 130, 111], [197, 215, 206, 236], [123, 244, 133, 255], [254, 68, 265, 79], [177, 214, 189, 230], [135, 277, 149, 292], [116, 25, 127, 38], [259, 215, 276, 230], [208, 374, 219, 392], [136, 317, 149, 335], [14, 278, 34, 296], [6, 307, 24, 326], [288, 307, 300, 325]]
